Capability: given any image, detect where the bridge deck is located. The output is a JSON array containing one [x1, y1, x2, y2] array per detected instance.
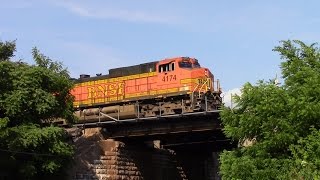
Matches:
[[73, 110, 221, 138]]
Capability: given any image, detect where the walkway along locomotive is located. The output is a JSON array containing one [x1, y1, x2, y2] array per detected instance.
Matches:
[[71, 57, 222, 123]]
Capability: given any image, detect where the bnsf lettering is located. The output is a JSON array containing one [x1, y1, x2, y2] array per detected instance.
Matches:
[[198, 79, 205, 84], [162, 75, 177, 82], [198, 78, 211, 87], [87, 83, 124, 99]]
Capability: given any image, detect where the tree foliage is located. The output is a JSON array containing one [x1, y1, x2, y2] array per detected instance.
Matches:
[[0, 40, 16, 61], [220, 40, 320, 179], [0, 40, 74, 179]]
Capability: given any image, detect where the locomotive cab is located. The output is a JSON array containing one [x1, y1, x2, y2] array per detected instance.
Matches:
[[156, 57, 221, 111], [157, 57, 217, 92], [156, 59, 177, 90]]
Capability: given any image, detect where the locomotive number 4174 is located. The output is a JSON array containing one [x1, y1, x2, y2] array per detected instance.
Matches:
[[162, 75, 177, 82]]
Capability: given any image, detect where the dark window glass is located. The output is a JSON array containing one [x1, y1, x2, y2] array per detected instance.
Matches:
[[159, 62, 175, 73], [193, 60, 201, 68], [179, 61, 192, 68]]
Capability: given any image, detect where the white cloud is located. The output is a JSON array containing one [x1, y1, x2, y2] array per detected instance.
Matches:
[[221, 88, 242, 107], [53, 1, 180, 24]]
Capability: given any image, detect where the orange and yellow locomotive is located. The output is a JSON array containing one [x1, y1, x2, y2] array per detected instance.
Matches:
[[71, 57, 221, 122]]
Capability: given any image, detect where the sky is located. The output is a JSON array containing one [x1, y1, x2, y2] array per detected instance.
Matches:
[[1, 0, 320, 103]]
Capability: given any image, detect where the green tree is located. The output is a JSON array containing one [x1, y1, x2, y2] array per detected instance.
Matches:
[[0, 40, 16, 61], [220, 40, 320, 179], [0, 40, 74, 179]]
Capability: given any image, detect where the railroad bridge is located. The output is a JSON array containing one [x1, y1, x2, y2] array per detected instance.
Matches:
[[68, 110, 235, 180]]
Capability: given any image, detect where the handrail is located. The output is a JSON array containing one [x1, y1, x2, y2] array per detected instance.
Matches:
[[198, 78, 210, 97], [191, 83, 200, 105]]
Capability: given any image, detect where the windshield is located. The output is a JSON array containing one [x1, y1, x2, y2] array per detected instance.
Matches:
[[179, 61, 192, 68], [193, 60, 201, 68]]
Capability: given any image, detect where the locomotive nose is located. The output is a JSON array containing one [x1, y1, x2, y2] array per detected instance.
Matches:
[[204, 68, 209, 77], [191, 68, 210, 77]]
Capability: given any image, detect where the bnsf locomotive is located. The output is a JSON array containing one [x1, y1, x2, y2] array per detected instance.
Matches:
[[71, 57, 222, 123]]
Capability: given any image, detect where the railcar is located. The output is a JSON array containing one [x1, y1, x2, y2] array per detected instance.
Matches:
[[71, 57, 221, 122]]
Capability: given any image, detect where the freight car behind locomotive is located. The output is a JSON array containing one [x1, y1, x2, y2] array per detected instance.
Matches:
[[71, 57, 222, 123]]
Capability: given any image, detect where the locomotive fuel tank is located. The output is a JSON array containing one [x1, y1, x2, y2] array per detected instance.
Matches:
[[74, 104, 137, 123]]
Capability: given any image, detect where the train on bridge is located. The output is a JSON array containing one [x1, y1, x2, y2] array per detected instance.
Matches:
[[71, 57, 222, 123]]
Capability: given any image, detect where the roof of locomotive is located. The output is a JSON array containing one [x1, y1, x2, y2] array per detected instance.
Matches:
[[74, 61, 158, 83], [109, 61, 158, 78], [73, 57, 193, 83]]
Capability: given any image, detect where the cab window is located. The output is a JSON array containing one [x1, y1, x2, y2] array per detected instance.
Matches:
[[179, 60, 192, 68], [193, 60, 201, 68], [159, 62, 175, 73]]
